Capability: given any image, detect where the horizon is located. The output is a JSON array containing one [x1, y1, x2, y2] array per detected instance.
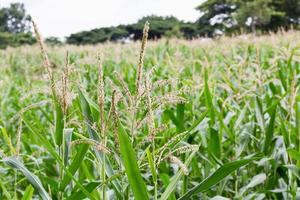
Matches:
[[2, 0, 202, 39]]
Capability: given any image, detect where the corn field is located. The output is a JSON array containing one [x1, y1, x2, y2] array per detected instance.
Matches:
[[0, 23, 300, 199]]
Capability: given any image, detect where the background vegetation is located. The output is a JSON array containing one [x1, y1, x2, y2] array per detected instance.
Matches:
[[1, 0, 300, 48]]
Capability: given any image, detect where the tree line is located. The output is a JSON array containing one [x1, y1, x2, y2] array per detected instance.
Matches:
[[0, 0, 299, 48], [66, 16, 199, 45]]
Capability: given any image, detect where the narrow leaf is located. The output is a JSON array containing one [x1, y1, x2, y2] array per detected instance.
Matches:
[[2, 157, 51, 200], [146, 148, 157, 183], [263, 102, 277, 155], [54, 95, 64, 146], [204, 69, 215, 126], [208, 128, 221, 159], [287, 149, 300, 160], [21, 185, 34, 200], [118, 122, 149, 200], [179, 158, 255, 200]]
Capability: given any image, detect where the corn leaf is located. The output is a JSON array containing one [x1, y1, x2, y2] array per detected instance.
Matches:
[[2, 157, 51, 200], [178, 158, 255, 200], [118, 121, 149, 200]]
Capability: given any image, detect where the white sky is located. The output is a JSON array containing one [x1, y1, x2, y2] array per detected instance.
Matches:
[[1, 0, 202, 38]]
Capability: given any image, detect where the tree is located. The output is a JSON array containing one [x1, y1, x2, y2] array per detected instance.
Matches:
[[0, 3, 31, 33], [126, 15, 183, 40], [66, 15, 200, 45], [165, 25, 183, 39], [196, 0, 236, 36], [45, 37, 62, 46], [234, 0, 277, 33], [268, 0, 300, 30], [0, 3, 34, 49], [196, 0, 300, 35], [180, 22, 201, 39]]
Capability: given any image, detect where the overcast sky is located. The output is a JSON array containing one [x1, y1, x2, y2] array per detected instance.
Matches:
[[2, 0, 202, 38]]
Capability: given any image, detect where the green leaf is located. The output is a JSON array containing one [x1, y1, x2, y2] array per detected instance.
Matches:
[[2, 157, 51, 200], [176, 103, 185, 132], [234, 106, 247, 130], [0, 179, 12, 199], [146, 148, 157, 183], [21, 185, 34, 200], [208, 128, 221, 159], [287, 149, 300, 160], [160, 152, 196, 200], [118, 121, 149, 200], [278, 64, 287, 91], [178, 158, 255, 200], [0, 126, 15, 155], [296, 100, 300, 152], [204, 69, 215, 126], [255, 97, 265, 132], [60, 144, 89, 190], [263, 102, 277, 155], [64, 128, 73, 165], [54, 95, 64, 146], [165, 110, 179, 130], [67, 181, 100, 200]]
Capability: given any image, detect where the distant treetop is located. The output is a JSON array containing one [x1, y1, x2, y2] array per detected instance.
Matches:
[[0, 1, 299, 47]]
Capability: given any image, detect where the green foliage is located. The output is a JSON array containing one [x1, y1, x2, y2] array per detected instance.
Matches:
[[196, 0, 300, 35], [179, 158, 256, 199], [117, 122, 149, 200], [0, 32, 11, 49], [66, 26, 129, 45], [0, 3, 35, 49], [196, 0, 236, 36], [0, 32, 35, 49], [165, 25, 183, 39], [45, 37, 62, 46], [0, 3, 31, 33], [66, 15, 201, 45]]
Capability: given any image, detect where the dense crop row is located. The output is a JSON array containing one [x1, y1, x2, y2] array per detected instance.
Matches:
[[0, 23, 300, 199]]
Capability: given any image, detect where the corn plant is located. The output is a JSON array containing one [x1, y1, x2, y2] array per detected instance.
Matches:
[[0, 22, 299, 200]]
